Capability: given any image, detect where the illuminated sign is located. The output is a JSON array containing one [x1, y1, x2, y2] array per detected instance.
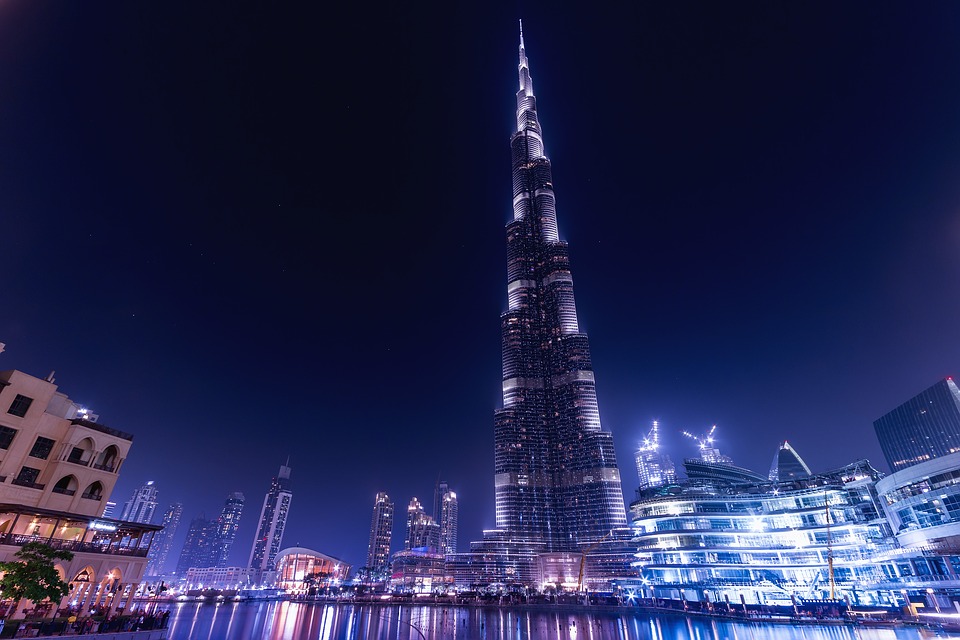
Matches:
[[89, 521, 117, 532]]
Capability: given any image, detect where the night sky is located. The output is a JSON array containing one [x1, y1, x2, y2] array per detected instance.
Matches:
[[3, 2, 960, 571]]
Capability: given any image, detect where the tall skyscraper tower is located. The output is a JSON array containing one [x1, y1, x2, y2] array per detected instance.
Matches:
[[365, 492, 393, 576], [211, 492, 245, 567], [768, 441, 812, 482], [635, 421, 676, 491], [248, 462, 292, 575], [146, 502, 183, 576], [438, 489, 458, 556], [874, 378, 960, 472], [120, 480, 158, 524], [491, 23, 627, 551], [176, 514, 215, 575], [432, 479, 449, 525], [404, 497, 439, 551]]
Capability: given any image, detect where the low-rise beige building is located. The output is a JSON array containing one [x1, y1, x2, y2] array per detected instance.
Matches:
[[0, 352, 159, 616]]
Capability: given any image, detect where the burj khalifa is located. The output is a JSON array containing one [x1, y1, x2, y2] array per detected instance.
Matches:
[[450, 24, 632, 587]]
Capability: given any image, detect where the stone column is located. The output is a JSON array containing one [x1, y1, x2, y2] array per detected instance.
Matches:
[[78, 583, 97, 615], [89, 578, 110, 612]]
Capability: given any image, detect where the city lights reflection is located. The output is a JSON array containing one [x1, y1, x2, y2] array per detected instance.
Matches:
[[162, 601, 951, 640]]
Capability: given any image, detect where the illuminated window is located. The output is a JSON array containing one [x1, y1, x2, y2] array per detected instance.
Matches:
[[7, 395, 33, 418]]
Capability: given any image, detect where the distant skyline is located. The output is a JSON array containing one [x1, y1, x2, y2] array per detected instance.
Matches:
[[3, 2, 960, 569]]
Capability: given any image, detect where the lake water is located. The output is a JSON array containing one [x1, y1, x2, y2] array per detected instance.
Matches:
[[163, 601, 960, 640]]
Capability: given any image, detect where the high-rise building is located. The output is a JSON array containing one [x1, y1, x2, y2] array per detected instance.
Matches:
[[491, 25, 627, 545], [102, 501, 117, 518], [635, 421, 676, 491], [432, 479, 449, 525], [176, 515, 215, 576], [120, 480, 158, 524], [365, 492, 393, 576], [146, 502, 183, 576], [404, 497, 439, 551], [450, 25, 629, 586], [768, 441, 812, 482], [210, 491, 245, 568], [248, 462, 292, 576], [873, 378, 960, 472], [438, 489, 458, 556]]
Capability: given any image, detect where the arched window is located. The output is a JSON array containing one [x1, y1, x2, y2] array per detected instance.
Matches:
[[67, 438, 95, 466], [94, 445, 120, 472], [52, 475, 79, 496], [81, 481, 103, 501]]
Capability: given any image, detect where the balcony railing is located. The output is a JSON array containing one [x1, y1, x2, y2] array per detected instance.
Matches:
[[11, 479, 45, 490], [65, 456, 90, 467], [91, 462, 115, 473], [0, 533, 148, 557], [80, 493, 102, 501], [51, 487, 76, 496]]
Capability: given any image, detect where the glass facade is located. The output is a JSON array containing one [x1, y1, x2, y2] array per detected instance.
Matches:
[[629, 460, 893, 604], [631, 463, 892, 603], [275, 547, 350, 593], [249, 463, 293, 575], [453, 26, 630, 588], [146, 501, 183, 575], [875, 450, 960, 546], [768, 441, 812, 482], [874, 378, 960, 471], [635, 421, 676, 491], [492, 25, 627, 549], [365, 492, 393, 575], [210, 491, 245, 568]]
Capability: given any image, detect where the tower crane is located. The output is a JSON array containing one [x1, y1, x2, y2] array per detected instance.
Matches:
[[577, 529, 613, 593]]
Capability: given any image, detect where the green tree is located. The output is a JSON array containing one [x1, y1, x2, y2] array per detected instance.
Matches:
[[0, 543, 74, 614]]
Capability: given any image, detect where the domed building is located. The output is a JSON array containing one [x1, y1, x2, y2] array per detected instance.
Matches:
[[274, 547, 350, 593]]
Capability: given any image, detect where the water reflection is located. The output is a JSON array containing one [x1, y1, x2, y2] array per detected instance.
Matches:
[[165, 601, 960, 640]]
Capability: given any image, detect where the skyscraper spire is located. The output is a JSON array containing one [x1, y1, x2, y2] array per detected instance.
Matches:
[[517, 23, 533, 102], [449, 25, 633, 588], [498, 25, 626, 548]]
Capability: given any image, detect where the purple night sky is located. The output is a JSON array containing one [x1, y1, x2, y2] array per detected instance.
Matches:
[[2, 1, 960, 569]]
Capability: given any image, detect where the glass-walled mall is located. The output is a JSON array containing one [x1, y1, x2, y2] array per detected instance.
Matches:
[[624, 456, 960, 609]]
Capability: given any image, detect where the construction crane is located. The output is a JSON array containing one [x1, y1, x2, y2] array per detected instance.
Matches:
[[682, 425, 731, 464], [681, 424, 717, 450], [577, 529, 613, 593]]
